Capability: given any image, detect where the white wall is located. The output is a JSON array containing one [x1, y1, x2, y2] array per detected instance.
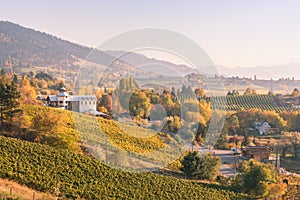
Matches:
[[79, 100, 96, 112]]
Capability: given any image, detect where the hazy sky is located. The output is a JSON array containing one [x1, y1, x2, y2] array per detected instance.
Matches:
[[1, 0, 300, 67]]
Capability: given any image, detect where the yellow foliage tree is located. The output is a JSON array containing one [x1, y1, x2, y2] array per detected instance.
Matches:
[[19, 77, 38, 105]]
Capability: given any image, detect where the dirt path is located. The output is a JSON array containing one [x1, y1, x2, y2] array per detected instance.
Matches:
[[0, 179, 56, 200]]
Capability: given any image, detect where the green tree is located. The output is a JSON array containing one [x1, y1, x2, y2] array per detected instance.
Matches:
[[235, 159, 276, 198], [228, 114, 240, 135], [214, 131, 228, 149], [181, 151, 221, 181], [0, 77, 21, 127], [4, 81, 21, 125], [242, 129, 250, 146], [115, 77, 139, 111], [180, 151, 201, 178]]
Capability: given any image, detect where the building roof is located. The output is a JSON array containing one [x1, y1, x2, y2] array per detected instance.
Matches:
[[59, 87, 66, 91], [57, 91, 69, 97], [48, 95, 58, 101], [47, 88, 96, 102], [242, 146, 271, 154], [69, 95, 96, 101]]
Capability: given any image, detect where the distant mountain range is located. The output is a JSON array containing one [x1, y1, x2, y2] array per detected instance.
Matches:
[[106, 50, 300, 80], [0, 21, 103, 66], [0, 20, 299, 82], [105, 50, 197, 77], [216, 64, 300, 80]]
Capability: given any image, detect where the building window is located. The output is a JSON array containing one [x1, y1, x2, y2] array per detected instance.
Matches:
[[85, 101, 87, 105], [81, 101, 83, 105], [89, 101, 91, 105], [59, 101, 63, 103], [93, 101, 95, 105]]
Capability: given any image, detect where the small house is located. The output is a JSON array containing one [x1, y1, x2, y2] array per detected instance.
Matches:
[[242, 146, 271, 161], [254, 122, 271, 135]]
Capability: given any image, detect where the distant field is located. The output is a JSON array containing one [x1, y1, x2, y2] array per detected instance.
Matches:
[[208, 94, 298, 112]]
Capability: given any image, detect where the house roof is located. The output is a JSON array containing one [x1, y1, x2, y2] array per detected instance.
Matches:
[[242, 146, 271, 153], [47, 94, 96, 102], [48, 95, 58, 101], [69, 95, 96, 101], [57, 91, 69, 97]]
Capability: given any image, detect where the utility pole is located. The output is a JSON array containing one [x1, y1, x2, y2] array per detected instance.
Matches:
[[106, 137, 108, 163], [234, 133, 238, 178], [275, 145, 279, 178]]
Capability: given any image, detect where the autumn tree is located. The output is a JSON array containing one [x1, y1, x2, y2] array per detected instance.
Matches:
[[19, 76, 38, 105], [199, 99, 211, 123], [181, 98, 199, 120], [98, 94, 112, 113], [291, 88, 300, 96], [31, 109, 60, 142], [236, 109, 287, 131], [227, 90, 239, 96], [244, 87, 257, 95], [129, 90, 151, 119], [160, 92, 174, 116], [194, 88, 204, 97]]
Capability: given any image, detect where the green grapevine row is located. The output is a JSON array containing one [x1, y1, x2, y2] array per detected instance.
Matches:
[[0, 136, 252, 199], [207, 95, 298, 112]]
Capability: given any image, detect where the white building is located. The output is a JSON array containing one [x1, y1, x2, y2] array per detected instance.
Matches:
[[254, 122, 271, 135], [47, 87, 97, 114]]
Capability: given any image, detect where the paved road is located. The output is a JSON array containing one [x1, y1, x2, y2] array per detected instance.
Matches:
[[214, 149, 248, 178], [187, 147, 245, 178], [220, 164, 241, 178]]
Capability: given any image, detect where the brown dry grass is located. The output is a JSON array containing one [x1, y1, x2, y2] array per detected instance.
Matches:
[[0, 179, 57, 200]]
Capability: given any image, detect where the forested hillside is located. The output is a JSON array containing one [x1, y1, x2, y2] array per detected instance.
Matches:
[[0, 21, 115, 67]]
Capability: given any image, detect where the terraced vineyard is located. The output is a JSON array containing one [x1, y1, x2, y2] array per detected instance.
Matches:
[[22, 105, 182, 170], [0, 136, 251, 199], [208, 95, 298, 112]]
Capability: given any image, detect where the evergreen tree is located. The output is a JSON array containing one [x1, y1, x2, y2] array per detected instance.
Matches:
[[181, 151, 221, 181], [242, 129, 250, 146], [171, 86, 176, 97], [5, 81, 21, 125], [0, 78, 21, 127]]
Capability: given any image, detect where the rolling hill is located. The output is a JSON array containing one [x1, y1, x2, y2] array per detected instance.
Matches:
[[0, 21, 113, 67], [0, 136, 251, 199]]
